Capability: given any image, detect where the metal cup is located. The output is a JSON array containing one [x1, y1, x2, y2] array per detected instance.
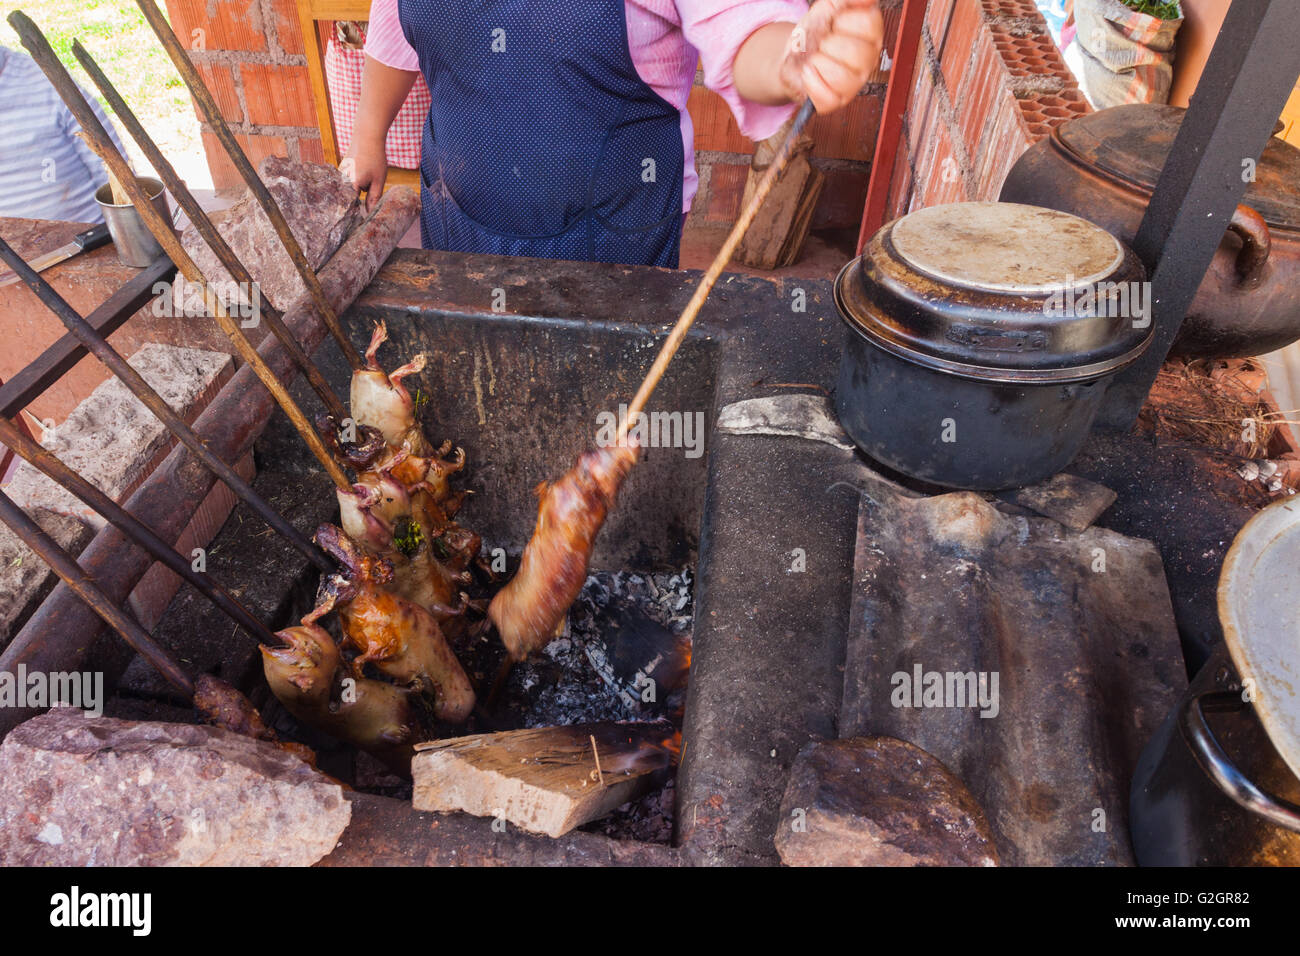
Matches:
[[93, 176, 170, 268]]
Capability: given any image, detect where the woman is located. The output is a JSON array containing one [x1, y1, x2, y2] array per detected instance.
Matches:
[[344, 0, 883, 267]]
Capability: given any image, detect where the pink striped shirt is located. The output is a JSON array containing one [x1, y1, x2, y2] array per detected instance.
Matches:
[[365, 0, 808, 211]]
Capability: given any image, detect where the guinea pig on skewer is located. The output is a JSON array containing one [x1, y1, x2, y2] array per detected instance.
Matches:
[[260, 612, 426, 772], [314, 524, 476, 724]]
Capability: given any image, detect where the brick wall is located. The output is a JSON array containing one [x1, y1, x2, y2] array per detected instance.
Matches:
[[889, 0, 1089, 218], [163, 0, 320, 192], [688, 0, 902, 232]]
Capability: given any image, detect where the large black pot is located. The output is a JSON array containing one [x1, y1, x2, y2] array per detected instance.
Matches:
[[834, 202, 1151, 490], [1000, 104, 1300, 358]]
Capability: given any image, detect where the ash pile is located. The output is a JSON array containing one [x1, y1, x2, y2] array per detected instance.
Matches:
[[491, 568, 693, 729]]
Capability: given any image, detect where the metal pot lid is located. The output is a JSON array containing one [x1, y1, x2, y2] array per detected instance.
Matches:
[[891, 201, 1124, 293], [1219, 496, 1300, 781], [1056, 104, 1300, 231], [837, 202, 1152, 384]]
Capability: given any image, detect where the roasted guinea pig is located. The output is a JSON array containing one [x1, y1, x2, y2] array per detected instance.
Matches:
[[260, 616, 425, 770], [318, 518, 470, 629], [351, 319, 432, 453], [315, 525, 476, 724], [317, 412, 387, 471], [337, 459, 414, 554], [488, 442, 639, 661], [387, 440, 469, 516]]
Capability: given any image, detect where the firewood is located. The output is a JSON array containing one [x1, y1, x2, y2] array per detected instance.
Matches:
[[411, 721, 675, 837], [735, 114, 824, 270]]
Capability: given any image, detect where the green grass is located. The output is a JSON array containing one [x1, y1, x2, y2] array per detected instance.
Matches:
[[4, 1, 208, 186], [1120, 0, 1181, 19]]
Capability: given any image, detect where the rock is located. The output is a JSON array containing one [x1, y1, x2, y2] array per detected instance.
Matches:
[[0, 709, 350, 866], [0, 507, 94, 647], [775, 737, 999, 867], [3, 344, 234, 530], [179, 157, 362, 314], [715, 394, 855, 450], [1001, 472, 1118, 532]]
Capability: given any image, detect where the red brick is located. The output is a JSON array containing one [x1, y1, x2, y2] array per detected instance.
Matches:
[[687, 87, 753, 154], [955, 29, 1002, 164], [907, 60, 937, 158], [192, 62, 242, 124], [241, 64, 316, 128], [269, 0, 305, 56], [939, 0, 981, 95], [297, 136, 326, 164], [808, 92, 882, 162], [163, 0, 266, 53], [867, 0, 904, 85], [915, 118, 961, 209], [201, 131, 289, 192], [926, 0, 956, 48], [972, 89, 1031, 199], [885, 141, 914, 221], [979, 0, 1041, 19], [702, 160, 749, 223]]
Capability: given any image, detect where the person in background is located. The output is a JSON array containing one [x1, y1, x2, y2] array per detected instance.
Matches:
[[0, 44, 127, 223], [344, 0, 883, 268]]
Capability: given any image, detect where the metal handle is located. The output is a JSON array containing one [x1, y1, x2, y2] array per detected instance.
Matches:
[[1179, 689, 1300, 832], [1227, 204, 1270, 282]]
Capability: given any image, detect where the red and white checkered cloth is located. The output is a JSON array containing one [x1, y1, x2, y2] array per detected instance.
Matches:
[[325, 31, 430, 170]]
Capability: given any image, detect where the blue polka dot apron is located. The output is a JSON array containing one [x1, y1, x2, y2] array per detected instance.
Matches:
[[398, 0, 685, 267]]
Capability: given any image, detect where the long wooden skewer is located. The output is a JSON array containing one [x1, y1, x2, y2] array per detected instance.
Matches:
[[135, 0, 367, 372], [8, 12, 352, 492], [71, 40, 350, 424], [616, 99, 816, 444], [0, 236, 330, 572]]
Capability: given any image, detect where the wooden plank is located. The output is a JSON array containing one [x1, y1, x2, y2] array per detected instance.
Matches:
[[858, 0, 927, 251], [294, 4, 421, 194], [297, 2, 340, 167], [412, 721, 674, 837], [0, 255, 175, 420]]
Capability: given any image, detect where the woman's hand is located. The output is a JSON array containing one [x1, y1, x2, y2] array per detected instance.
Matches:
[[343, 56, 419, 210], [779, 0, 885, 113], [342, 138, 389, 212]]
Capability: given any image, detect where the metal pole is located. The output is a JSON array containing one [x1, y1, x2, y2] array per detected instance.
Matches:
[[1096, 0, 1300, 429], [0, 487, 193, 696], [134, 0, 367, 372], [70, 39, 350, 424], [0, 237, 329, 574], [0, 415, 283, 645]]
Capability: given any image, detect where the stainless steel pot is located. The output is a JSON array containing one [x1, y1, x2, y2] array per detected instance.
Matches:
[[1000, 104, 1300, 359], [1130, 497, 1300, 865], [834, 202, 1150, 490]]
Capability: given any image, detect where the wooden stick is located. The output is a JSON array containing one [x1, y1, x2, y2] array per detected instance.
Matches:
[[135, 0, 367, 372], [71, 39, 350, 424], [106, 165, 130, 206], [7, 12, 352, 492], [617, 99, 816, 443]]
